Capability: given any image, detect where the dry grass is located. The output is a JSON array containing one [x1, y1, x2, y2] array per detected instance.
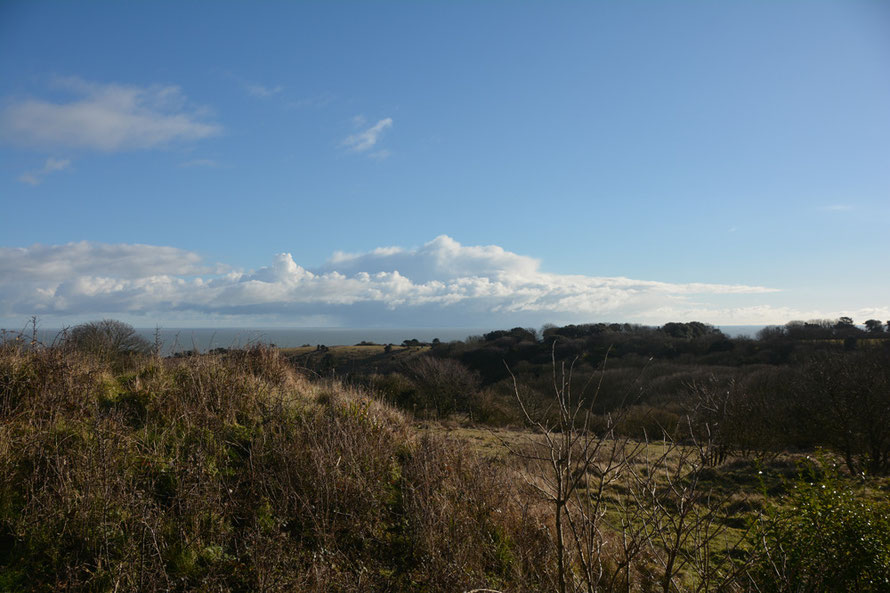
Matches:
[[0, 344, 551, 593], [3, 340, 887, 592]]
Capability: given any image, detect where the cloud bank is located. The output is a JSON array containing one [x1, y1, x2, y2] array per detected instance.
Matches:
[[3, 235, 871, 327], [1, 77, 220, 151]]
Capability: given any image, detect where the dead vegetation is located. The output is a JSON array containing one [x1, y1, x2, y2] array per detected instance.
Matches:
[[0, 342, 551, 592]]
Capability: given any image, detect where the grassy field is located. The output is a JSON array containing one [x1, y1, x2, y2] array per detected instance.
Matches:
[[279, 343, 430, 377], [423, 417, 890, 590]]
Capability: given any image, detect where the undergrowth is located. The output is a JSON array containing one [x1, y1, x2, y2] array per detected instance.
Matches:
[[2, 342, 889, 592], [0, 345, 550, 592]]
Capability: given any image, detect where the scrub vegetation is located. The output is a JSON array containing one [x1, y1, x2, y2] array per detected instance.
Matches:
[[1, 318, 889, 592]]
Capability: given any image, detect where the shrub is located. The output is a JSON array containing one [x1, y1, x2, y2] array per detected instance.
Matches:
[[65, 319, 152, 363], [750, 460, 890, 592], [0, 346, 554, 592]]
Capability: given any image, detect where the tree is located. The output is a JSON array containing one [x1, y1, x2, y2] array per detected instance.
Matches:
[[67, 319, 151, 358], [504, 355, 624, 593], [835, 316, 855, 329], [864, 319, 885, 334], [504, 352, 754, 592], [834, 316, 859, 338], [404, 356, 479, 418], [756, 326, 786, 341], [804, 350, 890, 475]]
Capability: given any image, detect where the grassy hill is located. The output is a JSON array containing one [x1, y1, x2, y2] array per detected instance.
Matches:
[[2, 340, 888, 592], [0, 345, 550, 592]]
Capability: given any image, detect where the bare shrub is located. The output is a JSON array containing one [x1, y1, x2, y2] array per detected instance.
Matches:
[[66, 319, 152, 359], [0, 345, 110, 422], [803, 350, 890, 475], [402, 435, 553, 592], [505, 350, 756, 592], [404, 355, 481, 418]]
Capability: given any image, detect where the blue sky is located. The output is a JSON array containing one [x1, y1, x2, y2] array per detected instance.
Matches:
[[1, 1, 889, 329]]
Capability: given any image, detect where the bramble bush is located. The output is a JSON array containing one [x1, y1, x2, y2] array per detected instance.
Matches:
[[751, 459, 890, 592]]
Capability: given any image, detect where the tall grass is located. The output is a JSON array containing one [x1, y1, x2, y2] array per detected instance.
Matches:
[[3, 341, 887, 592], [0, 344, 550, 592]]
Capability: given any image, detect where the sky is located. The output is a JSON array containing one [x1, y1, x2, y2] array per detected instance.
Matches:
[[1, 1, 889, 330]]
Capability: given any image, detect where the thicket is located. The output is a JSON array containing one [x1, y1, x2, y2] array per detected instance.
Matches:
[[334, 321, 890, 476], [0, 343, 551, 592]]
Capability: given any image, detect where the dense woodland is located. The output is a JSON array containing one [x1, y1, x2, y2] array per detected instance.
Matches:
[[1, 318, 889, 592], [292, 318, 890, 478]]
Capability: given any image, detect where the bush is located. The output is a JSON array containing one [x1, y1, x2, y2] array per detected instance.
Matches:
[[65, 319, 151, 361], [750, 460, 890, 592], [0, 346, 553, 592]]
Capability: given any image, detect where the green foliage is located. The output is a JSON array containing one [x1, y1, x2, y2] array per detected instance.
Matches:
[[751, 460, 890, 592]]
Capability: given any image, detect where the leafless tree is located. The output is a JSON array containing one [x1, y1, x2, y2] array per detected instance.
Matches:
[[503, 347, 756, 592], [500, 348, 640, 593], [67, 319, 152, 358]]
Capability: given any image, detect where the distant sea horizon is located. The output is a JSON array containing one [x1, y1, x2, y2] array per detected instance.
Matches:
[[13, 324, 768, 354]]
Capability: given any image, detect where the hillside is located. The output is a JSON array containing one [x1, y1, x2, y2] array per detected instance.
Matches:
[[1, 338, 889, 592]]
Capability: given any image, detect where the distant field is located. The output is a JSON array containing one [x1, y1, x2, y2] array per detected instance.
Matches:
[[279, 343, 430, 357], [279, 343, 431, 376]]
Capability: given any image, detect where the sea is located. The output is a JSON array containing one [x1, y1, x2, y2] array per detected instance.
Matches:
[[12, 325, 767, 355]]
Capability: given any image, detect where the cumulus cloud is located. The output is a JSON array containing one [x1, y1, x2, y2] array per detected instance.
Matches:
[[342, 117, 392, 153], [1, 77, 221, 151], [18, 157, 71, 185], [325, 235, 540, 283], [0, 236, 801, 326]]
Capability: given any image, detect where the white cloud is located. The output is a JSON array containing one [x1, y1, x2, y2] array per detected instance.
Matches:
[[286, 92, 335, 110], [0, 242, 213, 282], [342, 117, 392, 153], [18, 157, 71, 185], [179, 158, 219, 168], [0, 236, 803, 327], [221, 71, 284, 99], [325, 235, 541, 283], [245, 83, 283, 98], [1, 77, 221, 151], [368, 149, 391, 160]]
